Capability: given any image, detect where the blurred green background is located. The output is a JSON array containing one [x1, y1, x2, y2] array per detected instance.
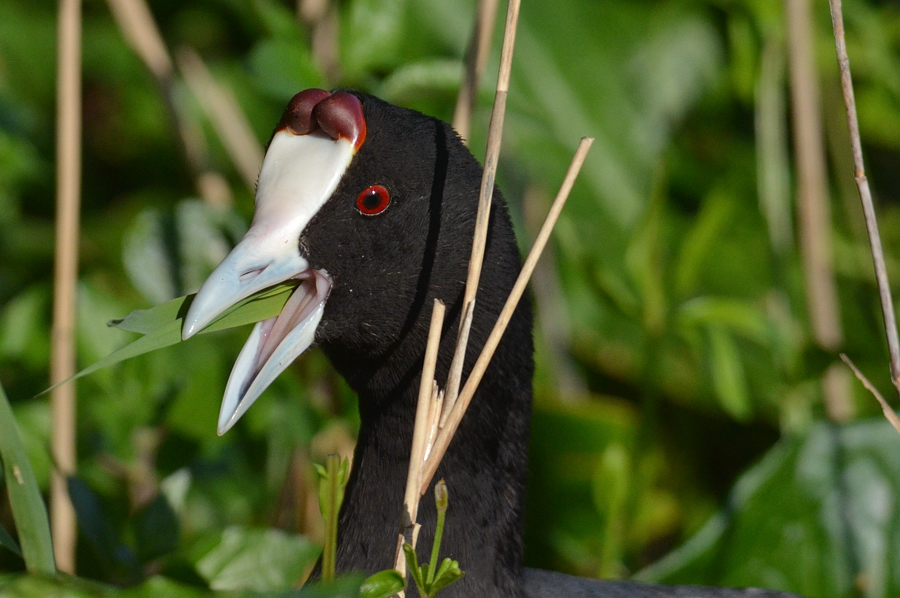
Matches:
[[2, 0, 900, 596]]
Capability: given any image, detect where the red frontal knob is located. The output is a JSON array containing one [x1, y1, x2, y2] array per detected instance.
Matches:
[[278, 88, 331, 135], [312, 91, 367, 150]]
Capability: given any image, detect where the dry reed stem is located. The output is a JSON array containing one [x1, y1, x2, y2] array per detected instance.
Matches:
[[786, 0, 852, 422], [440, 301, 474, 426], [829, 0, 900, 407], [523, 184, 585, 398], [840, 355, 900, 435], [177, 47, 264, 192], [461, 0, 521, 313], [105, 0, 232, 206], [50, 0, 82, 574], [298, 0, 339, 83], [452, 0, 501, 142], [445, 0, 521, 417], [394, 300, 445, 579], [105, 0, 171, 79], [422, 136, 594, 489]]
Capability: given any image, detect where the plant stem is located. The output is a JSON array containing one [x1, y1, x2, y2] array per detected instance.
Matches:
[[105, 0, 232, 206], [394, 301, 445, 580], [828, 0, 900, 404], [453, 0, 500, 142], [426, 480, 448, 586], [423, 137, 594, 489], [176, 47, 264, 193], [786, 0, 852, 422], [443, 0, 523, 418], [840, 355, 900, 434], [51, 0, 82, 575], [322, 455, 341, 582]]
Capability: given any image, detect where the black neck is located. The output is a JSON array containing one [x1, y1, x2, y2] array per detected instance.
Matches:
[[323, 295, 534, 598]]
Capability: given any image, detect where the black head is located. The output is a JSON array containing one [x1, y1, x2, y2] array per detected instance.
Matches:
[[182, 89, 529, 431]]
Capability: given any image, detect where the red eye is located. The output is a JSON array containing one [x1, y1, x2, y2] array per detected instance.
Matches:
[[356, 185, 391, 216]]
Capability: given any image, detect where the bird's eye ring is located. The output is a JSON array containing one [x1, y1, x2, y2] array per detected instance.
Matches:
[[356, 185, 391, 216]]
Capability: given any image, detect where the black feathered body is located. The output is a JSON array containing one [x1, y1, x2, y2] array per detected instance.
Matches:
[[303, 93, 533, 597], [296, 93, 805, 598]]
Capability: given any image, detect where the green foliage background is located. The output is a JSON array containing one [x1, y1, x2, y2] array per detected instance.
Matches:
[[2, 0, 900, 596]]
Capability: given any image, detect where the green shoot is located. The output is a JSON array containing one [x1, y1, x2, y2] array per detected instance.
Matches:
[[314, 455, 350, 582], [403, 480, 464, 597]]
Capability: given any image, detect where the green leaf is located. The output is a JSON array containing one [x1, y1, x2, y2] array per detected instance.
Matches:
[[0, 572, 362, 598], [402, 543, 425, 595], [117, 576, 209, 598], [0, 520, 21, 557], [428, 558, 464, 596], [426, 480, 448, 587], [638, 420, 900, 598], [676, 297, 772, 347], [340, 0, 407, 80], [131, 493, 179, 563], [673, 189, 736, 297], [381, 59, 462, 104], [39, 282, 297, 397], [316, 456, 351, 581], [0, 381, 54, 574], [193, 526, 319, 591], [0, 573, 113, 597], [359, 569, 405, 598], [290, 576, 364, 598], [248, 39, 323, 101], [591, 444, 630, 577], [66, 477, 141, 584], [110, 281, 296, 334], [706, 326, 752, 421]]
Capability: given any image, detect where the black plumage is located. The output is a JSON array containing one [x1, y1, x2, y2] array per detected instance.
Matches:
[[188, 90, 805, 598], [305, 93, 532, 597]]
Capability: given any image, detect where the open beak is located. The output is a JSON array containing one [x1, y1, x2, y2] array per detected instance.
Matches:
[[182, 130, 353, 434]]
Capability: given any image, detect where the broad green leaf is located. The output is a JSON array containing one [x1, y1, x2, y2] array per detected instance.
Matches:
[[340, 0, 407, 80], [131, 494, 179, 563], [0, 573, 112, 597], [0, 381, 54, 574], [248, 38, 324, 101], [40, 282, 297, 396], [66, 477, 141, 584], [9, 401, 51, 489], [193, 526, 319, 591], [359, 569, 405, 598], [638, 420, 900, 598], [0, 521, 21, 557]]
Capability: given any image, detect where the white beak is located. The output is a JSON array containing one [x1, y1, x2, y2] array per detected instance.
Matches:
[[182, 130, 354, 434]]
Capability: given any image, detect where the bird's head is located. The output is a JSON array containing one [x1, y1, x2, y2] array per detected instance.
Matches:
[[182, 89, 499, 434]]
